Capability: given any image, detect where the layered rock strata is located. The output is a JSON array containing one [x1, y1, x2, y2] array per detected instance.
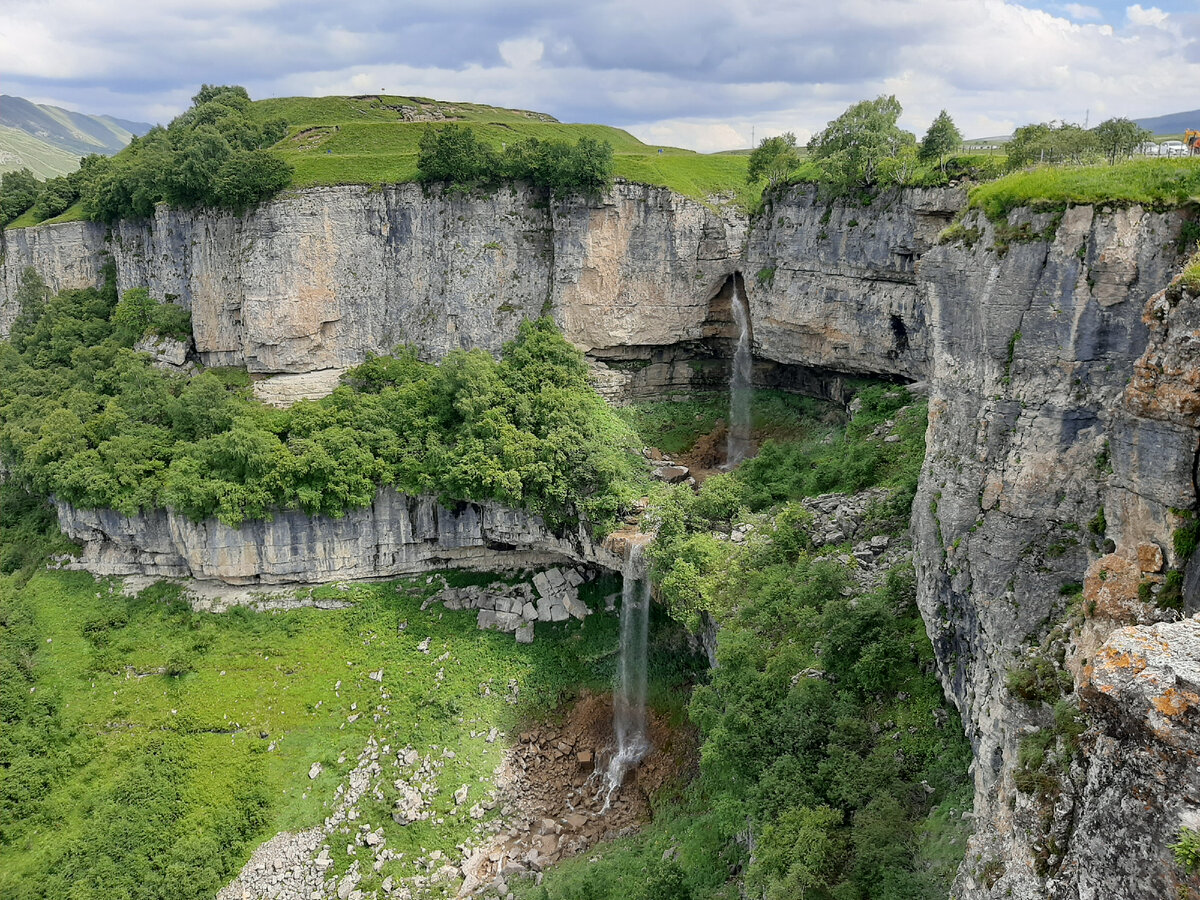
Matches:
[[55, 488, 620, 585]]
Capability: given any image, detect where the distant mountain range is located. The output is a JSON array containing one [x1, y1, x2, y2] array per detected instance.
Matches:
[[0, 95, 152, 179], [1133, 109, 1199, 137]]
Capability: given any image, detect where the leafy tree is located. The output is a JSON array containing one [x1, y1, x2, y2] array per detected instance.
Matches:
[[747, 133, 801, 188], [563, 136, 614, 195], [748, 805, 842, 900], [212, 149, 293, 212], [419, 127, 614, 197], [806, 96, 917, 193], [1092, 117, 1152, 165], [919, 110, 963, 170], [111, 288, 157, 340], [77, 85, 292, 221], [0, 168, 41, 224], [1006, 121, 1099, 167], [417, 124, 500, 187], [8, 268, 51, 352]]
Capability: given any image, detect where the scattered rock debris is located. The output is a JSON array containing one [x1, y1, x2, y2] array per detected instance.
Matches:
[[218, 695, 694, 900], [428, 567, 595, 642]]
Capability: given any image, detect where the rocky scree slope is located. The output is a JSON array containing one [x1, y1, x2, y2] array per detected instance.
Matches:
[[5, 180, 1200, 895]]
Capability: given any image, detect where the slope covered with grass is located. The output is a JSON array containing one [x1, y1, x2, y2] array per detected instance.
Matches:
[[257, 95, 752, 206], [968, 157, 1200, 220]]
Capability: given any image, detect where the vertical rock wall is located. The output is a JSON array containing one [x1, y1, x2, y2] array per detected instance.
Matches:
[[744, 184, 964, 381], [0, 220, 108, 334], [914, 203, 1194, 898]]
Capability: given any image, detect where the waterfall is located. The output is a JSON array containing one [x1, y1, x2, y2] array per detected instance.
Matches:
[[604, 543, 652, 799], [726, 280, 752, 466]]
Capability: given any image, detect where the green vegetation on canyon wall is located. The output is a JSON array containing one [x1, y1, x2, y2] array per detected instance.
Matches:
[[0, 502, 706, 899], [0, 267, 971, 899], [524, 389, 972, 900], [0, 383, 971, 900], [0, 269, 643, 535]]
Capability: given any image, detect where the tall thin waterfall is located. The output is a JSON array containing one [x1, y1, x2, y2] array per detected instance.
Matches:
[[604, 543, 652, 799], [726, 280, 753, 466]]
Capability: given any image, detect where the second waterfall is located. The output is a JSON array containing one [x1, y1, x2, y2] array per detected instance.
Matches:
[[726, 280, 752, 466], [604, 543, 652, 801]]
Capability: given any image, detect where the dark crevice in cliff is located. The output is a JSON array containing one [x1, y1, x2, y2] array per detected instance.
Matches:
[[1184, 433, 1200, 609], [590, 269, 916, 405]]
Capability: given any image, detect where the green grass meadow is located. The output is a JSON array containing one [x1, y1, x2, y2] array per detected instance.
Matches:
[[1, 564, 699, 899]]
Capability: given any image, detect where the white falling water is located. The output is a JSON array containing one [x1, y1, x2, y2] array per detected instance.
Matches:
[[726, 280, 753, 466], [604, 543, 652, 801]]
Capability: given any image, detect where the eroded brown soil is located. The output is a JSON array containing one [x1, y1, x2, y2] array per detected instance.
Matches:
[[461, 693, 695, 892]]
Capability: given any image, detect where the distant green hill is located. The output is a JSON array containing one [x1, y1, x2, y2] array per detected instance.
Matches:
[[0, 95, 151, 177], [252, 95, 753, 208], [0, 125, 82, 179], [1134, 108, 1199, 137]]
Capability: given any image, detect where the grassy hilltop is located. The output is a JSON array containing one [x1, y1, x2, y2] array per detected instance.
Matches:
[[252, 95, 752, 205]]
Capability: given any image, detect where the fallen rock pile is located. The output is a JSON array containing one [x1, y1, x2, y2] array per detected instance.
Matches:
[[460, 693, 693, 896], [431, 567, 593, 643]]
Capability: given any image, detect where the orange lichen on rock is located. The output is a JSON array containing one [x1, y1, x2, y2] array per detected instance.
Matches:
[[1151, 687, 1200, 717], [1083, 554, 1147, 622], [1096, 646, 1148, 673]]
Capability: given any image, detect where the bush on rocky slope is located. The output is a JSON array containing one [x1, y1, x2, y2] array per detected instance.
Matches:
[[0, 269, 643, 534]]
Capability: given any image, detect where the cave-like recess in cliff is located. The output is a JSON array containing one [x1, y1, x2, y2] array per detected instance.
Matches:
[[587, 271, 915, 405]]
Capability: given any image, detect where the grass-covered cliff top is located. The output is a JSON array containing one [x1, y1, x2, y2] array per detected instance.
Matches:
[[967, 157, 1200, 220], [252, 95, 752, 204], [4, 91, 754, 229]]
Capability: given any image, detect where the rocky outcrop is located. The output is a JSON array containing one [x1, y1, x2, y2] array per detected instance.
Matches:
[[913, 203, 1196, 898], [744, 185, 964, 381], [1065, 615, 1200, 900], [0, 219, 107, 334], [55, 488, 620, 585]]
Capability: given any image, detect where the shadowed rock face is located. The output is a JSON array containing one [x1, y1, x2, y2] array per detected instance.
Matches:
[[9, 182, 1200, 895], [744, 184, 963, 381]]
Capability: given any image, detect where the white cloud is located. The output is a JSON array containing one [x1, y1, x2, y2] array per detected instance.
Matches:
[[1, 0, 1199, 147], [1126, 4, 1170, 27], [498, 37, 544, 69]]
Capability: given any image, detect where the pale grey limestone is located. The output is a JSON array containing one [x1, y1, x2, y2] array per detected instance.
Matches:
[[55, 488, 621, 585]]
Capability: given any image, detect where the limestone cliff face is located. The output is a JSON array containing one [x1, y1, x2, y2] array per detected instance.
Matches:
[[55, 488, 620, 584], [1, 183, 746, 402], [0, 220, 107, 333], [744, 184, 964, 381], [104, 183, 743, 378], [913, 203, 1195, 898]]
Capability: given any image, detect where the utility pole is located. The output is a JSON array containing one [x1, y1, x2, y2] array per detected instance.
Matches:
[[751, 125, 755, 149]]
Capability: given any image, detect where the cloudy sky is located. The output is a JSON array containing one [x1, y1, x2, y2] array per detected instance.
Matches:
[[2, 0, 1198, 152]]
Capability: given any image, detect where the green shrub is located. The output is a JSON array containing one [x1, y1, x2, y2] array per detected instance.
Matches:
[[1160, 570, 1185, 611], [1173, 827, 1200, 874], [1006, 655, 1072, 706], [417, 125, 614, 197], [0, 278, 641, 536], [1174, 515, 1199, 560]]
